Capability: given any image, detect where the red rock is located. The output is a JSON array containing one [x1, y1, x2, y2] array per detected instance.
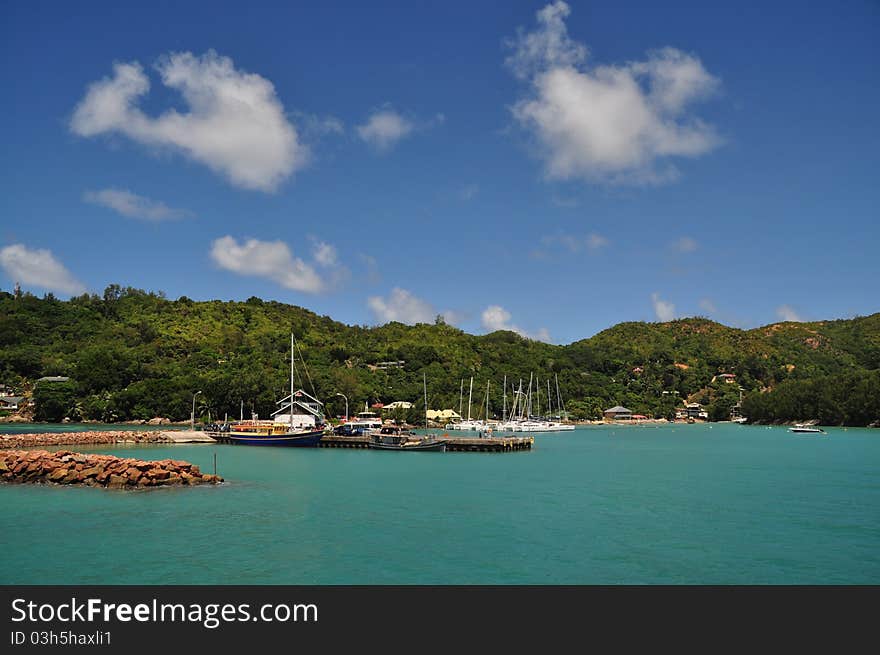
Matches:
[[148, 468, 169, 480], [107, 475, 127, 488]]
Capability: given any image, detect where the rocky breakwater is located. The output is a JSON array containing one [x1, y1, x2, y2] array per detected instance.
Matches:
[[0, 450, 222, 488], [0, 430, 173, 449]]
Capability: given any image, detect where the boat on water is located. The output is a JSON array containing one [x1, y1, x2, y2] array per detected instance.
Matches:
[[223, 334, 325, 447], [336, 404, 383, 435], [445, 377, 489, 431], [368, 426, 447, 452], [789, 424, 826, 434]]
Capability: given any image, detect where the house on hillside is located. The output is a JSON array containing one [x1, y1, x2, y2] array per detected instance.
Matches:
[[383, 401, 414, 411], [685, 402, 708, 419], [604, 405, 633, 421], [426, 409, 461, 422], [712, 373, 737, 384], [37, 376, 70, 384], [0, 396, 23, 411]]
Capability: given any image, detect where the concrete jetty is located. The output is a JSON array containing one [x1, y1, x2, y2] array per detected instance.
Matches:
[[159, 430, 218, 443]]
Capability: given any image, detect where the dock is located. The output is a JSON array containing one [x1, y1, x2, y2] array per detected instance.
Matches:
[[318, 434, 533, 452], [205, 432, 533, 452], [159, 430, 220, 443]]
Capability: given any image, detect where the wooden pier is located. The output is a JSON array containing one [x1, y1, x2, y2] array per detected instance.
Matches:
[[207, 432, 533, 453], [319, 434, 533, 452]]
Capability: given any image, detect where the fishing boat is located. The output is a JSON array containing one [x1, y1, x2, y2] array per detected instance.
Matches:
[[370, 374, 447, 451], [367, 426, 447, 452], [225, 334, 325, 447], [789, 424, 826, 434]]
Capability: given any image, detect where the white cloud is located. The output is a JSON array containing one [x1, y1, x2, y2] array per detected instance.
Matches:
[[776, 305, 804, 322], [699, 298, 718, 314], [356, 109, 414, 151], [459, 184, 479, 200], [210, 236, 324, 293], [71, 51, 305, 192], [507, 1, 720, 185], [84, 188, 191, 221], [311, 240, 338, 267], [586, 233, 609, 250], [672, 236, 698, 253], [0, 244, 86, 295], [367, 288, 449, 325], [535, 231, 608, 257], [651, 293, 676, 322], [481, 305, 550, 342]]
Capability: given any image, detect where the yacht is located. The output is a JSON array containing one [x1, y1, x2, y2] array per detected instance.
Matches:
[[789, 423, 826, 434]]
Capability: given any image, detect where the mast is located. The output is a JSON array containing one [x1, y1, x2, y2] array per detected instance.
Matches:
[[287, 332, 295, 431], [485, 380, 490, 421], [526, 372, 533, 418], [555, 374, 566, 420], [423, 372, 428, 430], [515, 378, 523, 419], [502, 375, 507, 422], [536, 376, 540, 418], [458, 379, 464, 422], [548, 379, 552, 419], [467, 377, 473, 422]]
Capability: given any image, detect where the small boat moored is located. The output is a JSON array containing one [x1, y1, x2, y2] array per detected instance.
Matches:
[[789, 423, 826, 434], [368, 427, 447, 452]]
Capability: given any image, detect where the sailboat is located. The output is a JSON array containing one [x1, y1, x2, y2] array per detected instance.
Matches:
[[225, 334, 325, 446], [445, 376, 485, 431]]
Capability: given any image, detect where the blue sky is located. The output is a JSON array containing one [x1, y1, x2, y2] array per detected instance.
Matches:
[[2, 0, 878, 344]]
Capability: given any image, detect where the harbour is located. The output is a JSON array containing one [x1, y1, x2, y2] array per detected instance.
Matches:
[[2, 422, 878, 585]]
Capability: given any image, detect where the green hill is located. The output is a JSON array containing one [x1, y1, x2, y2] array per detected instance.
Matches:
[[1, 285, 878, 425]]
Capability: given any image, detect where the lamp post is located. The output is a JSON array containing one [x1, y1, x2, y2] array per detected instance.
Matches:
[[335, 392, 348, 422], [191, 390, 202, 431]]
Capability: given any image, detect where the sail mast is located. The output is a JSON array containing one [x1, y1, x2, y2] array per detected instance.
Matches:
[[287, 332, 295, 431], [468, 377, 473, 422], [423, 372, 428, 430], [458, 379, 464, 423], [485, 380, 490, 421], [502, 375, 507, 422], [527, 373, 533, 418], [556, 374, 566, 420]]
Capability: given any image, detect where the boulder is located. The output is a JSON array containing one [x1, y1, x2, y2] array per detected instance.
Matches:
[[107, 475, 127, 489]]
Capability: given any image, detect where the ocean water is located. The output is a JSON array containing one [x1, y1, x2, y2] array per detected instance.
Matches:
[[2, 423, 878, 584]]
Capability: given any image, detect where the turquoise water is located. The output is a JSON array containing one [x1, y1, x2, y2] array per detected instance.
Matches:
[[2, 423, 878, 584]]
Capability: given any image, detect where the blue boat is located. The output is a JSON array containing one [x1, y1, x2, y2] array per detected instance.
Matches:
[[220, 334, 326, 447], [224, 427, 324, 447]]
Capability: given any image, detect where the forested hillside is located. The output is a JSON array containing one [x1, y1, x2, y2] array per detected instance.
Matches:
[[1, 286, 878, 425]]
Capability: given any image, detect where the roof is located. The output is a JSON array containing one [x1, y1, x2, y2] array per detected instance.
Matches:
[[426, 409, 461, 420], [604, 406, 632, 413], [0, 396, 23, 403], [37, 376, 70, 382], [384, 401, 414, 409]]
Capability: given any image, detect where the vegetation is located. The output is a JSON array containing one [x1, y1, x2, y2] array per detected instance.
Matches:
[[1, 286, 878, 426]]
